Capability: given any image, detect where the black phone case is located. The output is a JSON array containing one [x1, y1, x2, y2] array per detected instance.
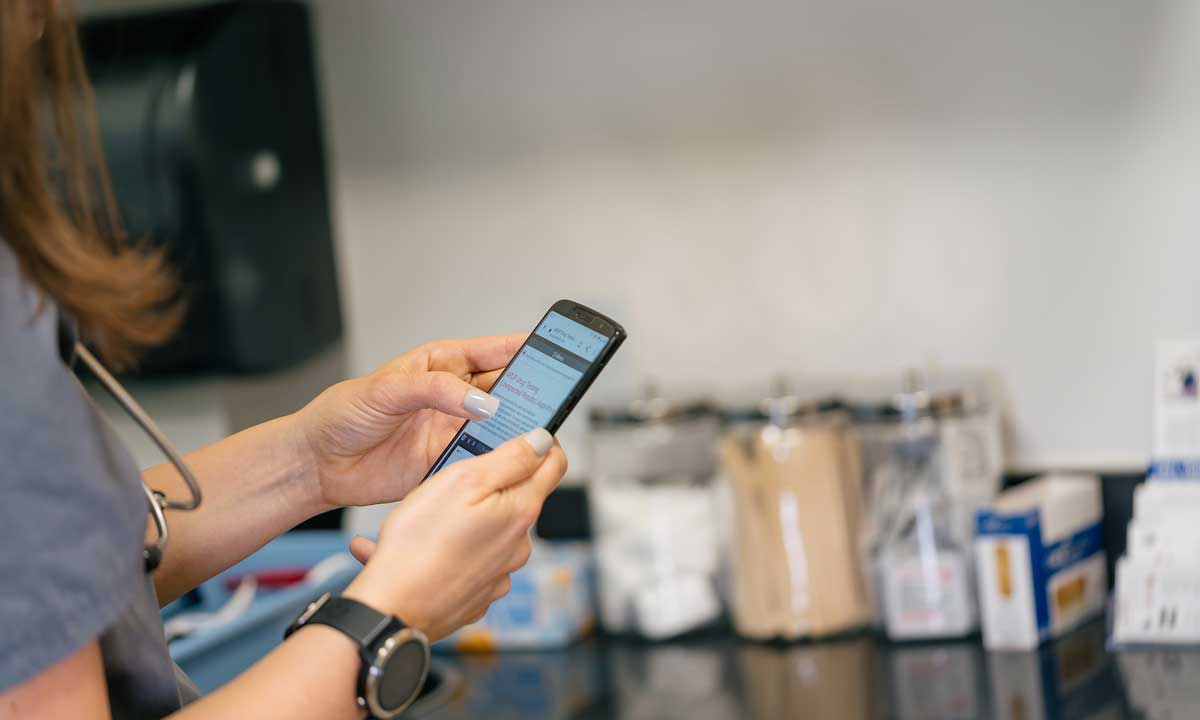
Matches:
[[423, 299, 626, 480]]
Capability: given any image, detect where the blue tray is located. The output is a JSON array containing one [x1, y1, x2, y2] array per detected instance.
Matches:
[[164, 530, 360, 693]]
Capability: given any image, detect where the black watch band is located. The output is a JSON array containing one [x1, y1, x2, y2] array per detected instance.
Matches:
[[286, 593, 430, 719]]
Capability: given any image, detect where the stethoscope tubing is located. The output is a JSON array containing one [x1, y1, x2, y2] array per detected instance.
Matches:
[[70, 342, 203, 572]]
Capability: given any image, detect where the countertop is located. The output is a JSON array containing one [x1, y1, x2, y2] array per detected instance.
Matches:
[[410, 621, 1195, 719]]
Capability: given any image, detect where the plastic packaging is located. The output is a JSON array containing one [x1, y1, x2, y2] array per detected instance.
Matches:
[[852, 373, 1002, 634], [934, 390, 1005, 546], [869, 411, 978, 640], [588, 393, 723, 639], [718, 391, 871, 640]]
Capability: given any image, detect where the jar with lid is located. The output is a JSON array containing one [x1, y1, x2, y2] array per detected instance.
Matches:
[[860, 385, 979, 640], [930, 386, 1004, 548], [851, 373, 1003, 636], [588, 390, 722, 639], [717, 385, 872, 641]]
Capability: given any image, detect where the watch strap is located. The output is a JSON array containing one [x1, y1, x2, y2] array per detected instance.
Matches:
[[292, 595, 401, 649], [286, 593, 428, 719]]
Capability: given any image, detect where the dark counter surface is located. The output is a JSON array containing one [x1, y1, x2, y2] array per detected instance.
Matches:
[[411, 621, 1195, 719]]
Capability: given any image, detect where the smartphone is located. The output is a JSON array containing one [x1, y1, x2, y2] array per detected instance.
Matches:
[[425, 299, 626, 478]]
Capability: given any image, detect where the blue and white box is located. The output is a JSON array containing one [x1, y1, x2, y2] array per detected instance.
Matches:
[[1148, 339, 1200, 480], [1108, 339, 1200, 645], [974, 474, 1106, 650], [434, 541, 595, 652]]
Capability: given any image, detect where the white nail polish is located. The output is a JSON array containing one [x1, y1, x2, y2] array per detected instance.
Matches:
[[524, 428, 553, 456], [464, 390, 500, 420]]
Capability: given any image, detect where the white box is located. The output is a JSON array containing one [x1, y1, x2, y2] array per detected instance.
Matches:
[[1112, 557, 1200, 645], [1110, 338, 1200, 648], [974, 474, 1106, 650], [1132, 481, 1200, 522], [1150, 339, 1200, 479], [1127, 517, 1200, 566]]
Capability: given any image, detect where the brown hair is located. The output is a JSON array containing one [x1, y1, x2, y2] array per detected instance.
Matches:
[[0, 0, 180, 369]]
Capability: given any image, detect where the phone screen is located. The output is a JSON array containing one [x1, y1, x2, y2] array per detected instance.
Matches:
[[428, 310, 612, 474]]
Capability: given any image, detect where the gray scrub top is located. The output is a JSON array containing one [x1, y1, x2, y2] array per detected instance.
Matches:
[[0, 242, 201, 718]]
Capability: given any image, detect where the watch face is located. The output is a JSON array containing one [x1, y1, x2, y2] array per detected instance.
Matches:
[[378, 638, 427, 711]]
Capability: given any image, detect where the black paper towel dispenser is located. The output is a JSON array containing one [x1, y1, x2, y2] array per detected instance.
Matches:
[[81, 1, 342, 374]]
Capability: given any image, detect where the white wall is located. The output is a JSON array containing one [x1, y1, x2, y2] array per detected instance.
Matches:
[[311, 0, 1200, 471], [76, 0, 1200, 473]]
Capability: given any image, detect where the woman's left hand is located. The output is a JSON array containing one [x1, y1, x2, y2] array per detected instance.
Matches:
[[294, 334, 524, 510]]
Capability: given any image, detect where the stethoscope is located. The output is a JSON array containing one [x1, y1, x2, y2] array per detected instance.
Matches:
[[57, 312, 203, 574]]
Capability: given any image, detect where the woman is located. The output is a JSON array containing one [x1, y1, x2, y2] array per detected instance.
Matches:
[[0, 2, 567, 718]]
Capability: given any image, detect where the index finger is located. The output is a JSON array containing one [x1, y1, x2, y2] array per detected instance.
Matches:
[[429, 333, 526, 376]]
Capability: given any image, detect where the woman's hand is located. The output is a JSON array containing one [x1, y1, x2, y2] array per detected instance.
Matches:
[[294, 334, 524, 510], [341, 429, 566, 641]]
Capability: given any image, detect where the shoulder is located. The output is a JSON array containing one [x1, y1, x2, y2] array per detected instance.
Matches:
[[0, 241, 98, 462], [0, 240, 146, 692], [0, 241, 59, 366], [0, 239, 144, 538]]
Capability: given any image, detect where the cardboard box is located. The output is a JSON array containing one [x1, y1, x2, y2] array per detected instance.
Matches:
[[974, 475, 1106, 650]]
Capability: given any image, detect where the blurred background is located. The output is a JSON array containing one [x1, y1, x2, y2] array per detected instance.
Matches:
[[81, 0, 1200, 473], [71, 1, 1200, 717]]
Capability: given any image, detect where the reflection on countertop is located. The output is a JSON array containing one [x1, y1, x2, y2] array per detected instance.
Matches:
[[415, 619, 1200, 719]]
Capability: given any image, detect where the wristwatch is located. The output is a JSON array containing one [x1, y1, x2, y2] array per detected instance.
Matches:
[[285, 593, 430, 718]]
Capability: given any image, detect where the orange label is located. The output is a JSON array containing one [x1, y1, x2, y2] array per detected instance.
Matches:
[[995, 544, 1013, 599], [1054, 575, 1087, 613]]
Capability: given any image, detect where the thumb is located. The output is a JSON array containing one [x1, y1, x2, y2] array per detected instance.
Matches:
[[372, 370, 500, 421], [348, 536, 377, 565], [447, 428, 554, 497]]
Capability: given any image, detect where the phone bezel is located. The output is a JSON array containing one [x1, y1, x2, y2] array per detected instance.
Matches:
[[423, 299, 626, 480]]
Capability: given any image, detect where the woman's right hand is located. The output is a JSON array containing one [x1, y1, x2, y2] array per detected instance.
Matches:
[[339, 428, 566, 641]]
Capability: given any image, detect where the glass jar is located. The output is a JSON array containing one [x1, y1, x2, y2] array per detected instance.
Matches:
[[588, 393, 722, 639], [717, 389, 872, 641], [852, 373, 1003, 637], [874, 422, 977, 639], [931, 389, 1005, 549]]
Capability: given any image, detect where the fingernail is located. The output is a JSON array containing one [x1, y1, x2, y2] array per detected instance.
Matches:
[[524, 428, 553, 456], [464, 389, 500, 420]]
